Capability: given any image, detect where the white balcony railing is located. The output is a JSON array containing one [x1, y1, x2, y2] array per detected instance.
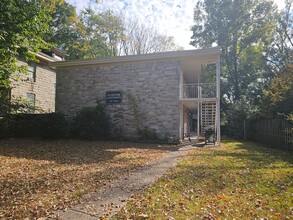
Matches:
[[181, 83, 216, 99]]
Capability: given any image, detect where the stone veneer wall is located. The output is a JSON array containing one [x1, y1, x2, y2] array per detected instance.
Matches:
[[56, 60, 180, 139], [11, 60, 56, 112]]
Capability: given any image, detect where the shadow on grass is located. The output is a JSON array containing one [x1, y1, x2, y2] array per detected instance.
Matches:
[[172, 140, 293, 193], [0, 139, 179, 165], [163, 139, 293, 201], [113, 139, 293, 219], [228, 140, 293, 165], [188, 140, 293, 170]]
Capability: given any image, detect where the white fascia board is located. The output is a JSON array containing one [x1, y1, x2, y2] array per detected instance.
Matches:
[[50, 47, 221, 68], [36, 52, 55, 63]]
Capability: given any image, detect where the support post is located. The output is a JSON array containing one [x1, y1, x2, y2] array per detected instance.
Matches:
[[216, 56, 221, 146], [197, 102, 200, 137], [179, 103, 184, 140]]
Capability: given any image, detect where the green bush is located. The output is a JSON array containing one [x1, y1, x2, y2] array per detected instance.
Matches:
[[137, 126, 157, 140], [73, 101, 110, 140], [0, 113, 66, 139], [0, 117, 9, 139], [0, 101, 110, 140], [226, 97, 260, 139], [35, 113, 67, 139], [9, 114, 38, 138]]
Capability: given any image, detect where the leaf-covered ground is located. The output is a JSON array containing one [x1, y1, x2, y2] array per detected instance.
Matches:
[[114, 140, 293, 220], [0, 139, 177, 219]]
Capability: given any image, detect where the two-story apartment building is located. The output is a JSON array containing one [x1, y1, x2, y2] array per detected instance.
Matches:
[[11, 49, 65, 113], [51, 47, 221, 144]]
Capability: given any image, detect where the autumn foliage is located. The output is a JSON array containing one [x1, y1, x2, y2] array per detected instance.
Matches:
[[262, 65, 293, 117]]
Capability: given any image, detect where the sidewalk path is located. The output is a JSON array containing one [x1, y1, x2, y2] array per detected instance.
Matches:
[[57, 145, 194, 219]]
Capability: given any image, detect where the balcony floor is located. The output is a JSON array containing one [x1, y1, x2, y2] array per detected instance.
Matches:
[[180, 98, 217, 102]]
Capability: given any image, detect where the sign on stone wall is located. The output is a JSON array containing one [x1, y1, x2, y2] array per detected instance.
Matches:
[[106, 91, 122, 104]]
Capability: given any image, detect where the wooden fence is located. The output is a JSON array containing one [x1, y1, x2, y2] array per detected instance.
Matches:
[[244, 118, 293, 151]]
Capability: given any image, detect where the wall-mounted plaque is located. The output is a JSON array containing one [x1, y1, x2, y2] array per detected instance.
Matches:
[[106, 91, 122, 104]]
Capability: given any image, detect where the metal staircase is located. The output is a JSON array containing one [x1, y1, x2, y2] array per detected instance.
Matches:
[[200, 102, 216, 134]]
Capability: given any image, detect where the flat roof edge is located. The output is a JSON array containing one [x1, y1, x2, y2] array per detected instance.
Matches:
[[50, 47, 221, 68]]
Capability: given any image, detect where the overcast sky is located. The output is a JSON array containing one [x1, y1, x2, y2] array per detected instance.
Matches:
[[66, 0, 286, 49]]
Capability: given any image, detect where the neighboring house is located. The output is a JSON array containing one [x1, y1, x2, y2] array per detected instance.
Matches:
[[51, 47, 221, 144], [10, 48, 65, 113]]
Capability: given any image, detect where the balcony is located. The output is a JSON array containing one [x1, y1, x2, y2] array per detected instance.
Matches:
[[180, 83, 216, 99]]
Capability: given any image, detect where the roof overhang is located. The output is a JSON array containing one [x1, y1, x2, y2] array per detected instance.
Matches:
[[49, 47, 221, 69], [36, 52, 55, 63]]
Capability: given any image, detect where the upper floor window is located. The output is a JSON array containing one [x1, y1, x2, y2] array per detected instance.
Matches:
[[28, 63, 36, 82]]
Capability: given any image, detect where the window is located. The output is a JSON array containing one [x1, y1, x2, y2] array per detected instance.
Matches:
[[26, 93, 35, 113], [28, 63, 36, 82]]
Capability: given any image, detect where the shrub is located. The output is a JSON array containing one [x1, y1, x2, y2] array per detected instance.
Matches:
[[35, 113, 67, 139], [0, 117, 9, 139], [0, 113, 66, 139], [226, 97, 260, 139], [73, 101, 110, 140], [137, 126, 157, 140], [8, 114, 38, 138]]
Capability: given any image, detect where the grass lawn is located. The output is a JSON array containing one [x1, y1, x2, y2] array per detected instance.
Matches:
[[114, 140, 293, 220], [0, 139, 177, 219]]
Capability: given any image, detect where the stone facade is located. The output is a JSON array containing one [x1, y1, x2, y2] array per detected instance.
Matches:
[[11, 59, 56, 113], [56, 60, 180, 139]]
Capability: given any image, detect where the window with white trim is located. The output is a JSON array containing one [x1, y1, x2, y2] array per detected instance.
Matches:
[[28, 63, 36, 82]]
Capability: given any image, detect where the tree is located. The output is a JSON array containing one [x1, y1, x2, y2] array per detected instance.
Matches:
[[263, 0, 293, 74], [261, 65, 293, 117], [66, 8, 124, 59], [44, 0, 79, 53], [44, 5, 180, 59], [120, 19, 182, 55], [226, 96, 260, 138], [190, 0, 278, 102], [99, 10, 125, 57], [0, 0, 52, 115], [259, 1, 293, 118]]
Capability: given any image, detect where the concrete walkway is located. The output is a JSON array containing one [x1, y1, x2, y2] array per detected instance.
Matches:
[[56, 145, 195, 219]]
